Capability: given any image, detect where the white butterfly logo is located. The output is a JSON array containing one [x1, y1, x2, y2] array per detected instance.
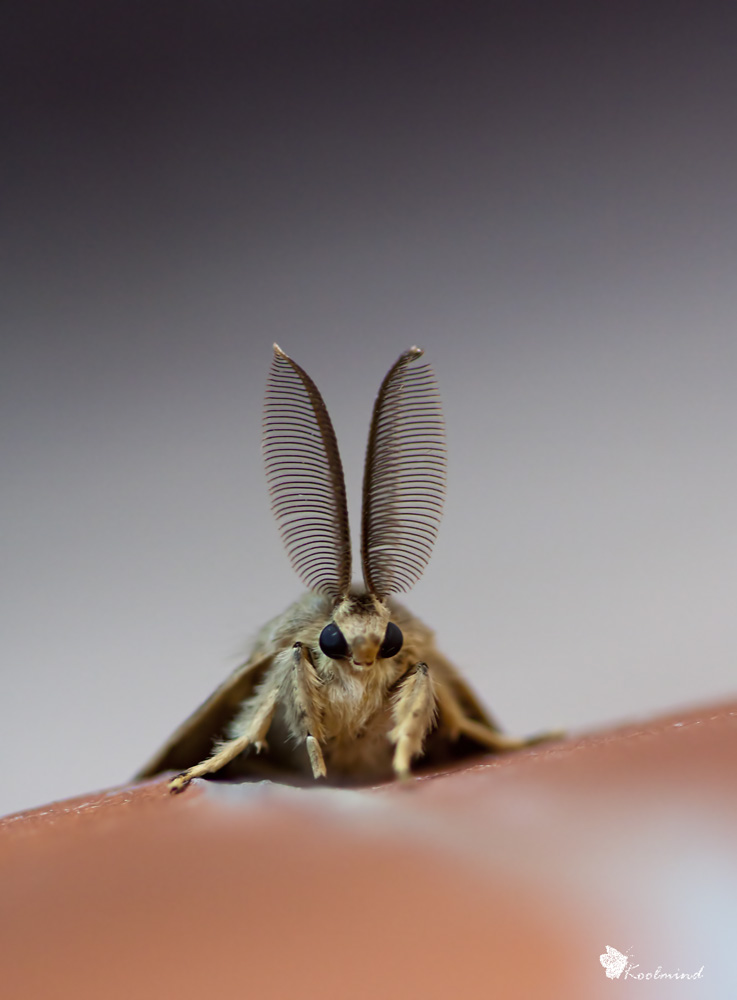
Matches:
[[600, 945, 629, 979]]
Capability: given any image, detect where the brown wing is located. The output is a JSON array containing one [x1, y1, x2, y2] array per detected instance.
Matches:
[[385, 597, 500, 735], [418, 650, 509, 769], [135, 652, 274, 778], [425, 647, 501, 731]]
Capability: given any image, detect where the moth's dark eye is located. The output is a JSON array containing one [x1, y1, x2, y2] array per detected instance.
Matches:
[[379, 622, 403, 659], [319, 622, 348, 659]]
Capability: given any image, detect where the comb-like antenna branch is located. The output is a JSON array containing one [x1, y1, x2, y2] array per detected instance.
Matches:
[[361, 347, 446, 599], [263, 345, 351, 599]]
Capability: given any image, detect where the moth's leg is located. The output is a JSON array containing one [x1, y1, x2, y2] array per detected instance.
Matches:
[[435, 681, 551, 751], [284, 642, 327, 780], [169, 669, 282, 793], [389, 662, 438, 780]]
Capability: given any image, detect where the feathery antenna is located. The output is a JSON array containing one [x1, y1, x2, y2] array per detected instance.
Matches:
[[263, 345, 352, 599], [361, 348, 446, 599]]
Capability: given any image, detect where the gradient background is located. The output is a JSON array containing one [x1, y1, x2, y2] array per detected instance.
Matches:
[[2, 1, 736, 817]]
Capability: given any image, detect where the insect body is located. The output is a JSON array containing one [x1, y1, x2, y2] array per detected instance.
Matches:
[[137, 346, 546, 792]]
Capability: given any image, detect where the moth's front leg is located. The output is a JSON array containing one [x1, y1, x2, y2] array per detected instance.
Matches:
[[284, 642, 327, 780], [169, 668, 282, 793], [389, 662, 438, 780]]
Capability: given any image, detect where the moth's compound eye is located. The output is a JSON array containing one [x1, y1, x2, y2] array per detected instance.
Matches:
[[319, 622, 349, 659], [379, 622, 403, 659]]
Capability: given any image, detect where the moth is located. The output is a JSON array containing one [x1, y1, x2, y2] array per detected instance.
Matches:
[[137, 345, 549, 792]]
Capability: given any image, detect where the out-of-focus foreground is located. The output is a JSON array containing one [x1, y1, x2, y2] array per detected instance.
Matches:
[[2, 700, 734, 998]]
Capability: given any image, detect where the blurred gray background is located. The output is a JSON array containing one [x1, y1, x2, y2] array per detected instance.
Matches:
[[2, 1, 736, 817]]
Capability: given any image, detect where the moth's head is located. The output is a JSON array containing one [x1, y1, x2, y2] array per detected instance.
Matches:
[[318, 593, 402, 669]]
